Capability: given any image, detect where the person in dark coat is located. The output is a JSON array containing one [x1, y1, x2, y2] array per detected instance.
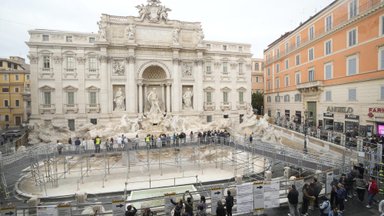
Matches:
[[225, 190, 234, 216], [125, 205, 137, 216], [287, 185, 300, 216], [170, 198, 184, 216], [183, 190, 193, 216], [216, 200, 226, 216]]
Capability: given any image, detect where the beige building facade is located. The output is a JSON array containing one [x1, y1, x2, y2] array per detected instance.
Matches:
[[251, 58, 264, 93]]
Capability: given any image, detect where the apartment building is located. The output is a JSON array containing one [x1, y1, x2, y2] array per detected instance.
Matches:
[[251, 58, 264, 93], [264, 0, 384, 137], [0, 56, 30, 128]]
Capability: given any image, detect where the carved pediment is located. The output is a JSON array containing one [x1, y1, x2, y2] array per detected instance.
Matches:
[[221, 87, 231, 92], [86, 85, 100, 91], [63, 85, 78, 91], [237, 87, 247, 92], [39, 85, 55, 91], [204, 87, 215, 92]]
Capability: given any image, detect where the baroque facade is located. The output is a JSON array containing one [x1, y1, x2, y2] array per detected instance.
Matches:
[[0, 56, 30, 128], [264, 0, 384, 137], [27, 0, 252, 130]]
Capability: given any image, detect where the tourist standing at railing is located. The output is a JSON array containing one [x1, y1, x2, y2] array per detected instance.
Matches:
[[216, 200, 226, 216], [95, 136, 101, 153], [197, 195, 207, 214], [287, 184, 300, 216], [81, 138, 87, 151], [125, 204, 137, 216], [225, 190, 234, 216], [170, 198, 184, 216], [56, 140, 63, 155], [355, 175, 366, 202], [75, 137, 81, 154], [183, 190, 194, 216]]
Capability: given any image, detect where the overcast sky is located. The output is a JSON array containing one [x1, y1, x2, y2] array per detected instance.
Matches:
[[0, 0, 334, 61]]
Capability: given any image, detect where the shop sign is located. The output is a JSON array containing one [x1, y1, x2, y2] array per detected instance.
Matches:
[[327, 106, 353, 113], [368, 107, 384, 118], [345, 114, 359, 120], [323, 113, 334, 118]]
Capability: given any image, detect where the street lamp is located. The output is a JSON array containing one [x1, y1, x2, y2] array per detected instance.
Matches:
[[303, 110, 308, 154]]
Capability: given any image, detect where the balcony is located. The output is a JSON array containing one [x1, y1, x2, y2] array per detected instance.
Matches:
[[86, 104, 100, 113], [236, 102, 247, 110], [39, 68, 54, 79], [64, 104, 79, 114], [63, 68, 77, 79], [220, 102, 232, 111], [39, 104, 55, 114], [203, 102, 215, 111], [296, 81, 323, 93]]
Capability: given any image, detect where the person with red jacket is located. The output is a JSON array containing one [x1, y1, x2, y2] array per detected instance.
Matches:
[[367, 176, 379, 208]]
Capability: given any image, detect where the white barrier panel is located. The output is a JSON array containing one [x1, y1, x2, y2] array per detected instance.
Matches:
[[112, 200, 126, 216], [253, 181, 264, 214], [37, 205, 57, 216], [236, 182, 253, 214], [263, 180, 280, 208], [210, 187, 224, 215]]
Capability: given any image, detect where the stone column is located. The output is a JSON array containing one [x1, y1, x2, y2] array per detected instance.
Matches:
[[99, 53, 109, 114], [166, 83, 171, 112], [126, 55, 136, 113], [161, 84, 165, 107], [138, 83, 143, 113], [172, 54, 181, 112], [195, 56, 204, 112]]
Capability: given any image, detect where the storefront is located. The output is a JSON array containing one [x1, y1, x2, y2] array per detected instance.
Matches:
[[367, 107, 384, 136], [323, 113, 334, 130], [295, 111, 302, 124], [285, 110, 290, 121], [345, 114, 359, 138]]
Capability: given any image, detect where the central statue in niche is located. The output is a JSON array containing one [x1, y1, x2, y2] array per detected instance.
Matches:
[[146, 88, 164, 124]]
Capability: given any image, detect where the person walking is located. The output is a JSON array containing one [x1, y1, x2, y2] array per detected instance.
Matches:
[[336, 183, 346, 212], [302, 183, 315, 216], [367, 176, 379, 208], [287, 185, 300, 216], [225, 190, 234, 216], [355, 175, 366, 202], [313, 178, 323, 208]]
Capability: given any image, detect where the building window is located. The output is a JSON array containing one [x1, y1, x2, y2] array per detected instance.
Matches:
[[4, 100, 9, 107], [90, 119, 97, 125], [348, 88, 357, 101], [275, 78, 280, 89], [5, 115, 9, 122], [26, 74, 30, 80], [14, 87, 19, 93], [206, 92, 212, 103], [3, 74, 8, 81], [276, 63, 280, 73], [381, 86, 384, 100], [223, 92, 229, 104], [238, 63, 243, 74], [347, 54, 358, 76], [308, 48, 314, 61], [254, 62, 259, 71], [205, 62, 212, 74], [66, 36, 73, 42], [325, 91, 332, 101], [255, 76, 259, 82], [0, 61, 2, 67], [206, 44, 211, 48], [324, 62, 333, 80], [349, 0, 358, 19], [42, 34, 49, 41], [67, 92, 75, 105], [8, 62, 11, 68], [15, 100, 20, 107], [207, 115, 213, 123], [43, 56, 50, 69], [380, 15, 384, 36], [295, 54, 300, 65], [89, 37, 95, 43], [295, 72, 301, 84], [15, 74, 19, 81], [89, 92, 97, 105], [348, 28, 357, 47], [296, 35, 301, 47], [285, 43, 289, 53], [325, 40, 332, 55], [275, 95, 280, 102], [267, 96, 271, 103], [44, 92, 51, 105], [68, 119, 75, 131], [294, 94, 301, 102], [2, 88, 9, 92], [325, 15, 333, 32], [379, 46, 384, 70], [89, 56, 97, 72], [267, 68, 271, 76], [309, 26, 315, 40], [223, 45, 227, 50], [284, 75, 289, 87], [276, 48, 280, 58], [239, 91, 244, 103], [284, 95, 290, 102], [66, 56, 75, 70], [223, 62, 228, 74], [285, 59, 289, 69], [267, 81, 271, 90], [238, 46, 243, 52], [308, 68, 315, 82], [13, 64, 17, 70]]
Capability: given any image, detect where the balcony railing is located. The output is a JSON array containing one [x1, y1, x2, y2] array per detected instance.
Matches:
[[39, 104, 55, 114], [86, 104, 100, 113], [64, 104, 79, 113], [220, 102, 232, 111], [203, 102, 215, 111], [296, 80, 323, 91], [236, 102, 247, 110]]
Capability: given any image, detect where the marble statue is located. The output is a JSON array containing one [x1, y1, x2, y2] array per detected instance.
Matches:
[[97, 21, 107, 41], [197, 30, 204, 45], [114, 87, 125, 111], [159, 5, 171, 22], [136, 4, 148, 21], [146, 88, 163, 124], [173, 28, 180, 44], [126, 25, 135, 41], [183, 88, 193, 110], [136, 1, 170, 23]]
